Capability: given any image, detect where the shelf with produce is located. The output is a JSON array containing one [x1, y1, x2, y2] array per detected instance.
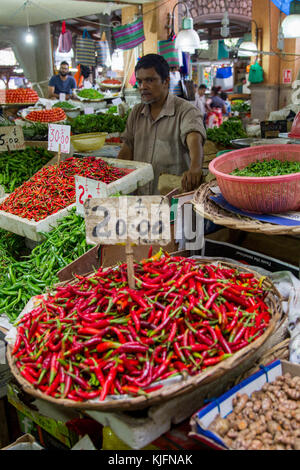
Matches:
[[0, 156, 154, 241]]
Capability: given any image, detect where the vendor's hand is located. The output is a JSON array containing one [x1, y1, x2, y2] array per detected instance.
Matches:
[[181, 166, 203, 192]]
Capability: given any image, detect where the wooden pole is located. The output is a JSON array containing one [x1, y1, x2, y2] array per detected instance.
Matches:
[[125, 241, 135, 289], [57, 143, 61, 164]]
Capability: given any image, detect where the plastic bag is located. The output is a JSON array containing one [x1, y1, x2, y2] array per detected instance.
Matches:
[[215, 66, 233, 92], [76, 29, 96, 67], [158, 40, 180, 68], [248, 62, 264, 84], [58, 21, 73, 53], [112, 18, 145, 50]]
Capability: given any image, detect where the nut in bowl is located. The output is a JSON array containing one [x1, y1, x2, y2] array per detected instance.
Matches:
[[70, 132, 108, 152], [208, 144, 300, 213]]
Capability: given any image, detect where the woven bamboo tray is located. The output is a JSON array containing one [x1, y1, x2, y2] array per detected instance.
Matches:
[[193, 180, 300, 236], [6, 259, 283, 411]]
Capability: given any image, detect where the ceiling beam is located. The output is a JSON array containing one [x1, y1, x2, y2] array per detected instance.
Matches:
[[73, 0, 143, 5], [60, 23, 101, 39]]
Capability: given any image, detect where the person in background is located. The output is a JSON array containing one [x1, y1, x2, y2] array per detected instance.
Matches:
[[205, 86, 226, 128], [117, 54, 206, 195], [220, 91, 232, 118], [48, 61, 76, 100]]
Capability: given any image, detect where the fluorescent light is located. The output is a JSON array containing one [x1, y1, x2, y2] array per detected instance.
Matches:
[[238, 41, 258, 57], [281, 14, 300, 38], [175, 17, 201, 53], [25, 29, 34, 44]]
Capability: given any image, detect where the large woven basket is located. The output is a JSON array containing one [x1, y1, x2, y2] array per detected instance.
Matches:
[[7, 259, 283, 411], [193, 181, 300, 236]]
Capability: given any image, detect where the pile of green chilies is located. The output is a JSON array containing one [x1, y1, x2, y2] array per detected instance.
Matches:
[[0, 209, 92, 321], [11, 252, 272, 402], [0, 146, 53, 193]]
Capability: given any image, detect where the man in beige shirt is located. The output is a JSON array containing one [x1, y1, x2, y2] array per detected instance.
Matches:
[[118, 54, 206, 195]]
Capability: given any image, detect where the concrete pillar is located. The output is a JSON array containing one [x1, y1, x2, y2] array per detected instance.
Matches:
[[251, 0, 300, 117], [0, 23, 53, 97]]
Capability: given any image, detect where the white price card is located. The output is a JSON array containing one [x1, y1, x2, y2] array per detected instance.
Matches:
[[48, 123, 71, 153], [84, 107, 94, 115], [59, 93, 66, 101], [75, 175, 108, 216], [0, 126, 25, 151], [112, 98, 122, 106], [84, 196, 171, 246]]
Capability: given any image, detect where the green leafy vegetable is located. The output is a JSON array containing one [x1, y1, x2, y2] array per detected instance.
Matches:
[[206, 118, 247, 147], [22, 123, 49, 141], [71, 112, 129, 135], [231, 100, 251, 113], [231, 158, 300, 177], [53, 101, 76, 109]]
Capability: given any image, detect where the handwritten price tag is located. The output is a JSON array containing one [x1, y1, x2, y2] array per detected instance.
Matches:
[[84, 196, 171, 246], [0, 126, 25, 151], [75, 176, 108, 216], [48, 124, 71, 153], [84, 107, 94, 115]]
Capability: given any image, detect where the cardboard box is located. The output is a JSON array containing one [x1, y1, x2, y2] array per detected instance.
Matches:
[[202, 238, 299, 278], [189, 360, 298, 450], [260, 120, 292, 138], [6, 382, 79, 448]]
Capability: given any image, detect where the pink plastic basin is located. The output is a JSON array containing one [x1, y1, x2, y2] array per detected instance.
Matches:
[[208, 145, 300, 213]]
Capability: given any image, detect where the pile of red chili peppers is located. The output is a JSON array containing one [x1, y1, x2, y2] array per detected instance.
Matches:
[[0, 157, 131, 222], [12, 252, 272, 402]]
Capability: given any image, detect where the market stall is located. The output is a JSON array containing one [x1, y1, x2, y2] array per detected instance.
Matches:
[[1, 0, 300, 455]]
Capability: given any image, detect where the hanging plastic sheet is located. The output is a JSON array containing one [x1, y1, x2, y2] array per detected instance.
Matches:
[[270, 0, 291, 15], [58, 21, 73, 53]]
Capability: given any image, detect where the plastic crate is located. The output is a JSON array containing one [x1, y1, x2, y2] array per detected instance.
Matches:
[[208, 144, 300, 213]]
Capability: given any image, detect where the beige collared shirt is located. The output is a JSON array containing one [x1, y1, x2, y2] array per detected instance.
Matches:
[[121, 93, 206, 194]]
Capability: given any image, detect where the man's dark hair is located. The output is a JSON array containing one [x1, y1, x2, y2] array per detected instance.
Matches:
[[199, 84, 207, 90], [135, 54, 170, 81], [60, 61, 69, 67], [220, 91, 228, 100]]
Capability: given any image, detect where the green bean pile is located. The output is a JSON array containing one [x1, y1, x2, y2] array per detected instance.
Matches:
[[0, 146, 53, 193], [0, 209, 92, 322]]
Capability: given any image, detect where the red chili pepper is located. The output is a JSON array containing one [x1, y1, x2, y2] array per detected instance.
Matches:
[[100, 366, 118, 401]]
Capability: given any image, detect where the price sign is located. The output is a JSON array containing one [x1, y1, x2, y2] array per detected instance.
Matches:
[[0, 126, 25, 151], [48, 124, 71, 154], [84, 196, 171, 289], [75, 175, 108, 216], [59, 93, 66, 101], [84, 107, 94, 115], [112, 98, 122, 106], [84, 196, 171, 246]]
